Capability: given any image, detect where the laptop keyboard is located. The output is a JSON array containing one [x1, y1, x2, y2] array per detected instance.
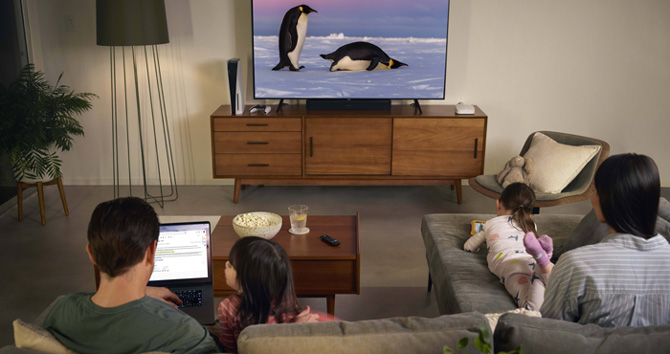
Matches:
[[175, 289, 203, 308]]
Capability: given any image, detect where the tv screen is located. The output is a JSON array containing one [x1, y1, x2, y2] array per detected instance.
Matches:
[[251, 0, 449, 100]]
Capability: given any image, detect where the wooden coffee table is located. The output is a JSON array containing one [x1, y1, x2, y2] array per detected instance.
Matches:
[[212, 214, 360, 315]]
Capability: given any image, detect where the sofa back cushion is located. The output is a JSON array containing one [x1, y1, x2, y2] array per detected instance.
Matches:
[[494, 313, 670, 354], [238, 313, 490, 354], [13, 319, 75, 354], [557, 197, 670, 259]]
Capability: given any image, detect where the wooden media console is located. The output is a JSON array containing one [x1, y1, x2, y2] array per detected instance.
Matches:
[[211, 104, 487, 203]]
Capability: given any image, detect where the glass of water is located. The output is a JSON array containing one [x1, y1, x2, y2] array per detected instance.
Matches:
[[288, 205, 309, 234]]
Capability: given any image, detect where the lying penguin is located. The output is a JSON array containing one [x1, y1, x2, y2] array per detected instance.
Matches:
[[320, 42, 407, 71], [272, 4, 317, 71]]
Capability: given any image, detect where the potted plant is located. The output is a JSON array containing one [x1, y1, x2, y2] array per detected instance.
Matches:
[[0, 64, 96, 182]]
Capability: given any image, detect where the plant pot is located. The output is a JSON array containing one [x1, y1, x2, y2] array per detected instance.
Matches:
[[11, 144, 62, 183]]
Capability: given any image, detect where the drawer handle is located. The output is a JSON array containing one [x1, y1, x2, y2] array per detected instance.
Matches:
[[247, 123, 269, 127], [309, 137, 313, 157], [247, 164, 269, 167], [474, 138, 478, 159], [247, 142, 269, 145]]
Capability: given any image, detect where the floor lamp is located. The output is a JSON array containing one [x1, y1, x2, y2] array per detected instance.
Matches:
[[96, 0, 178, 206]]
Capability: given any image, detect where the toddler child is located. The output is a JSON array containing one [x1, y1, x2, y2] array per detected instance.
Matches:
[[464, 182, 554, 310]]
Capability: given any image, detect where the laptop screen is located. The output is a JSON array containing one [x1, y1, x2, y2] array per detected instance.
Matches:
[[148, 221, 212, 285]]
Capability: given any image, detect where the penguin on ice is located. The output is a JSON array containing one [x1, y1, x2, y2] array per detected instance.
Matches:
[[272, 4, 317, 71], [320, 42, 407, 71]]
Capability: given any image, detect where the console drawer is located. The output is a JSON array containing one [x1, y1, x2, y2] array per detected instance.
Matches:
[[214, 132, 301, 153], [215, 154, 301, 176], [213, 118, 301, 132]]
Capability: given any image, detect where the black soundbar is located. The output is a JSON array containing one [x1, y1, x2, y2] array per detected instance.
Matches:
[[306, 99, 391, 110]]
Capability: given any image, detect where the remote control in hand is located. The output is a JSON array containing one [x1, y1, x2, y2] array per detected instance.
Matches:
[[320, 234, 340, 246]]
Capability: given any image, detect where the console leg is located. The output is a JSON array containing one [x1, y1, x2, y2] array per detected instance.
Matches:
[[233, 179, 241, 204], [455, 180, 462, 204], [326, 295, 335, 316]]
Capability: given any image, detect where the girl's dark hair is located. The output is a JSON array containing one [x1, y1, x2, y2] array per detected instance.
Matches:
[[229, 236, 301, 326], [87, 197, 159, 277], [594, 153, 660, 238], [499, 182, 538, 236]]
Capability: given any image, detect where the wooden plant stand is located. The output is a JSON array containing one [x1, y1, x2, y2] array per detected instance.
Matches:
[[17, 176, 69, 225]]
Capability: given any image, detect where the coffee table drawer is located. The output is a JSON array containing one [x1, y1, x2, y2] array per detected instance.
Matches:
[[215, 154, 301, 176], [214, 132, 301, 153], [292, 260, 358, 294]]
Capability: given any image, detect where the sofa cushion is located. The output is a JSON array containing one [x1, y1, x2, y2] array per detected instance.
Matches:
[[12, 319, 74, 354], [494, 313, 670, 354], [523, 132, 600, 194], [237, 313, 490, 354], [556, 198, 670, 259], [658, 197, 670, 222]]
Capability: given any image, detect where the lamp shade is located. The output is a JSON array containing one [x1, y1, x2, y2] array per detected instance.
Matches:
[[96, 0, 169, 46]]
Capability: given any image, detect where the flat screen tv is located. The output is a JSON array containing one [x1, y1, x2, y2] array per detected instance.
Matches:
[[251, 0, 450, 101]]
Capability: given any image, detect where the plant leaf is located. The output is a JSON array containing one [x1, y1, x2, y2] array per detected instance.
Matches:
[[457, 337, 468, 350], [443, 345, 456, 354]]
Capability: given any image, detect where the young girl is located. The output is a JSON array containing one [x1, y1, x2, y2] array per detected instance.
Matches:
[[217, 236, 319, 353], [464, 182, 554, 310]]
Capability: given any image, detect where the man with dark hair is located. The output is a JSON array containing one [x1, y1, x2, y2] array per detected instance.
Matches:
[[42, 197, 218, 353]]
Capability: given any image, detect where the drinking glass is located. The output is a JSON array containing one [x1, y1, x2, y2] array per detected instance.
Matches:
[[288, 205, 309, 234]]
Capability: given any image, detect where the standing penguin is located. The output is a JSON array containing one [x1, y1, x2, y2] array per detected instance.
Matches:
[[272, 4, 317, 71], [320, 42, 407, 71]]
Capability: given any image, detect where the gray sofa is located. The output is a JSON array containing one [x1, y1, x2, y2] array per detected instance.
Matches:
[[5, 310, 494, 354], [422, 197, 670, 353]]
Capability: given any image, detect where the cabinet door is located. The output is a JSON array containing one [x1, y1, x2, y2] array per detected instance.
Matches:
[[306, 118, 392, 175], [392, 118, 485, 177]]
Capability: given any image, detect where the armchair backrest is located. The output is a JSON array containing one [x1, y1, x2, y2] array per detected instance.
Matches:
[[521, 131, 610, 195]]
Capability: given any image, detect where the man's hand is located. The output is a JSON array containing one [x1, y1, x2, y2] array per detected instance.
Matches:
[[146, 286, 182, 308], [295, 305, 319, 323]]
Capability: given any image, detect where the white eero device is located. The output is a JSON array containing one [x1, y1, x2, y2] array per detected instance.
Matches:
[[227, 58, 245, 115], [455, 102, 475, 115]]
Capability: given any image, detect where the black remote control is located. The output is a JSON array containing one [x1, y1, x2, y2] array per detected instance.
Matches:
[[320, 234, 340, 246]]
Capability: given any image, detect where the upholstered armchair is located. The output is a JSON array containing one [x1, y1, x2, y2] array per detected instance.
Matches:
[[469, 131, 610, 209]]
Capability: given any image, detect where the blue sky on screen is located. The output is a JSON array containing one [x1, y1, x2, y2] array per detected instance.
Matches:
[[252, 0, 449, 38]]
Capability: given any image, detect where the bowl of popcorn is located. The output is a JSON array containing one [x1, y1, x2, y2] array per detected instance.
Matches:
[[232, 212, 283, 239]]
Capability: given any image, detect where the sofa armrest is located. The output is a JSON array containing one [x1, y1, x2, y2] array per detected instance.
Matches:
[[494, 313, 670, 354]]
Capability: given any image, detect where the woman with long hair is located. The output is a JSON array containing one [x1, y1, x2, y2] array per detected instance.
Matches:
[[539, 153, 670, 327]]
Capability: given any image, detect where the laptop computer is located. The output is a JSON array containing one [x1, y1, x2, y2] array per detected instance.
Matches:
[[148, 221, 215, 325]]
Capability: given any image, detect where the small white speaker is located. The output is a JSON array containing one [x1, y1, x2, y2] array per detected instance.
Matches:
[[227, 58, 245, 115]]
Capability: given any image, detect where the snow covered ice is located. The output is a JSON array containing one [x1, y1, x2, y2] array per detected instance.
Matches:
[[253, 34, 447, 99]]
